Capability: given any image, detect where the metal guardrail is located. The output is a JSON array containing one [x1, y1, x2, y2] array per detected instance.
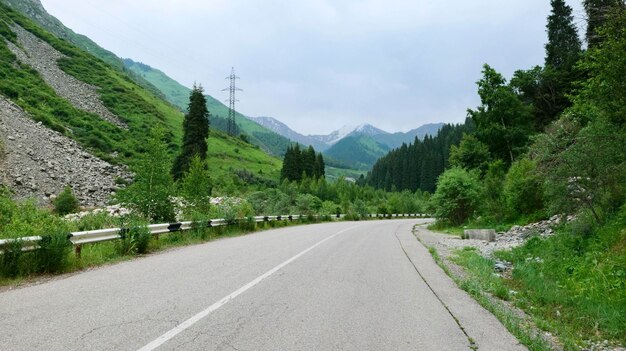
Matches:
[[0, 213, 427, 254]]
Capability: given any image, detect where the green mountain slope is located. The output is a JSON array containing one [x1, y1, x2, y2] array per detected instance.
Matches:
[[0, 2, 281, 185], [4, 0, 292, 157], [323, 135, 390, 171], [123, 59, 293, 156]]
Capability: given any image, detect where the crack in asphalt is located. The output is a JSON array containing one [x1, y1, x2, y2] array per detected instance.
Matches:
[[393, 226, 478, 351]]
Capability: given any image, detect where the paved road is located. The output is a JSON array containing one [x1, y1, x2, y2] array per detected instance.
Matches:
[[0, 220, 526, 350]]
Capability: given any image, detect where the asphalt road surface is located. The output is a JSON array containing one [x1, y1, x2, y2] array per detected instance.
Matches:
[[0, 219, 526, 350]]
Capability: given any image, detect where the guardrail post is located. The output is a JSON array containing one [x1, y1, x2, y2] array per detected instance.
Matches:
[[75, 244, 82, 259]]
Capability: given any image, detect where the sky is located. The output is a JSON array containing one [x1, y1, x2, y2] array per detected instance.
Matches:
[[39, 0, 586, 135]]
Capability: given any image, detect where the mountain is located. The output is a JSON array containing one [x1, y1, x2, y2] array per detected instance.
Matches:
[[3, 0, 294, 157], [251, 117, 445, 170], [372, 123, 445, 149], [0, 1, 282, 203], [324, 135, 390, 170], [250, 116, 327, 151], [122, 59, 293, 156]]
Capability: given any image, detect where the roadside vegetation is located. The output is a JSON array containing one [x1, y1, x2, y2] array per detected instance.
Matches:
[[423, 2, 626, 350]]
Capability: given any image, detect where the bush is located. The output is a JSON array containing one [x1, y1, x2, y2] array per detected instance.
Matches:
[[217, 198, 254, 225], [116, 218, 151, 255], [36, 227, 71, 274], [503, 157, 544, 218], [1, 239, 23, 278], [116, 128, 175, 222], [295, 194, 322, 216], [53, 186, 79, 215], [179, 156, 212, 215], [431, 167, 483, 225]]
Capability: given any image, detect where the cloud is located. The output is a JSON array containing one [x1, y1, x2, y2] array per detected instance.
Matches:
[[41, 0, 584, 134]]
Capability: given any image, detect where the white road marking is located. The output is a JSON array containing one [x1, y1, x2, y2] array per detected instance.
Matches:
[[137, 224, 362, 351]]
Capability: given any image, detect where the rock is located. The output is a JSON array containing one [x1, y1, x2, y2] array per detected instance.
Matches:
[[0, 96, 131, 206]]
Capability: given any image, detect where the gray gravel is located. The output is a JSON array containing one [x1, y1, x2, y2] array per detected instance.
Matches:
[[0, 96, 130, 206], [6, 24, 126, 129]]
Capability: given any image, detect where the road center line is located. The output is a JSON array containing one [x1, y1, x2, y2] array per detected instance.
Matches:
[[137, 224, 363, 351]]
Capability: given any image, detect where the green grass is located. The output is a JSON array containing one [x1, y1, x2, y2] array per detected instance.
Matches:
[[0, 3, 183, 164], [424, 243, 554, 351], [427, 207, 626, 350], [495, 209, 626, 349], [325, 166, 367, 182], [206, 129, 282, 190]]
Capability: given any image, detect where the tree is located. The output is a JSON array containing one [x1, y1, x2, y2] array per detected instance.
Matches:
[[280, 144, 324, 182], [546, 0, 582, 71], [503, 158, 544, 217], [117, 128, 175, 222], [514, 0, 582, 131], [431, 167, 483, 225], [314, 153, 326, 179], [469, 64, 533, 164], [172, 84, 210, 180], [449, 134, 491, 174], [179, 155, 212, 214], [584, 0, 625, 47]]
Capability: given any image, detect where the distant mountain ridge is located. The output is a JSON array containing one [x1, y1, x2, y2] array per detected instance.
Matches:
[[252, 116, 444, 170], [251, 116, 444, 151]]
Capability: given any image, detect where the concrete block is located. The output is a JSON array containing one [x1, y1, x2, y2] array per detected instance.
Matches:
[[463, 229, 496, 242]]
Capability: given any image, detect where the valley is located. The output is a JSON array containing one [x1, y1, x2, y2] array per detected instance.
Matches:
[[1, 1, 625, 350]]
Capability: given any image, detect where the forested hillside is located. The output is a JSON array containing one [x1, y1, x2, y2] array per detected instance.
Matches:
[[368, 121, 473, 193], [423, 1, 626, 349]]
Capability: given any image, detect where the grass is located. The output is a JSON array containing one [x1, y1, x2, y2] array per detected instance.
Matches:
[[124, 59, 293, 157], [424, 243, 554, 351], [206, 129, 283, 191], [0, 214, 316, 287], [426, 207, 626, 350], [495, 209, 626, 350], [0, 3, 284, 180]]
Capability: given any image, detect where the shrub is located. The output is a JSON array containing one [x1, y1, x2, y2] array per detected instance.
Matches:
[[116, 128, 175, 222], [36, 227, 72, 274], [295, 194, 322, 216], [116, 218, 151, 255], [179, 155, 212, 215], [431, 167, 483, 225], [1, 239, 23, 278], [503, 157, 544, 218], [53, 186, 79, 215]]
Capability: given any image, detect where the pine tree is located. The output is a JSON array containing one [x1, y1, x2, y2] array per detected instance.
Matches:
[[314, 153, 326, 179], [546, 0, 582, 70], [172, 84, 210, 180], [584, 0, 625, 47]]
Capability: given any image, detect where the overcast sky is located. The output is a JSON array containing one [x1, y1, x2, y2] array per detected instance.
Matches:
[[40, 0, 585, 135]]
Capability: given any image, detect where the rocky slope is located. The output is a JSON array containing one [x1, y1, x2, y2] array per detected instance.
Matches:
[[6, 23, 126, 128], [0, 97, 130, 206]]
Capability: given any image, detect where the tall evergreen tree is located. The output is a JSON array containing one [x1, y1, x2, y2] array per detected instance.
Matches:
[[281, 145, 325, 182], [172, 84, 210, 180], [546, 0, 582, 70], [584, 0, 625, 47], [368, 121, 471, 193], [314, 153, 326, 178]]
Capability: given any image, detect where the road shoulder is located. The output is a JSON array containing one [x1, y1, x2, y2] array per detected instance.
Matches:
[[395, 225, 528, 351]]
